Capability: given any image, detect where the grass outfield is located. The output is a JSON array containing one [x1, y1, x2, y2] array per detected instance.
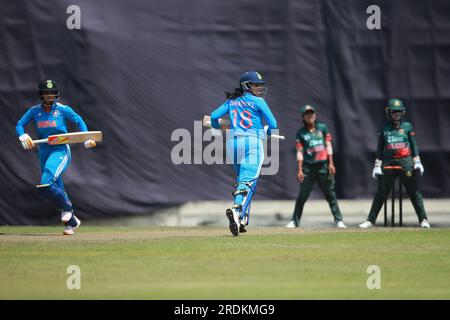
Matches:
[[0, 226, 449, 299]]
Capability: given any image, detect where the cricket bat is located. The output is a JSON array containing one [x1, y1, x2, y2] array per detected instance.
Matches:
[[32, 131, 103, 145], [202, 115, 285, 140]]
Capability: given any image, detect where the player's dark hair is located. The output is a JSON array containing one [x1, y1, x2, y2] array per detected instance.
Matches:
[[224, 88, 244, 99]]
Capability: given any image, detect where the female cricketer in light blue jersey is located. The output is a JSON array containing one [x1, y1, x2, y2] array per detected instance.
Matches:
[[210, 71, 278, 236], [15, 80, 96, 235]]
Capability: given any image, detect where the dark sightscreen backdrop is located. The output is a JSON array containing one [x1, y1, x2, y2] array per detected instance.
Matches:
[[1, 0, 450, 224]]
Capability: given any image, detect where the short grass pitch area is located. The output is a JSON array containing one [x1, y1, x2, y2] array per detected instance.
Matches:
[[0, 226, 449, 299]]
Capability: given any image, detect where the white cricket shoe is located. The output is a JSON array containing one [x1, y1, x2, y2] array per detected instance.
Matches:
[[63, 216, 81, 235], [420, 219, 431, 228], [358, 220, 373, 229], [336, 221, 347, 229], [226, 209, 240, 236], [285, 220, 297, 228], [61, 211, 73, 223]]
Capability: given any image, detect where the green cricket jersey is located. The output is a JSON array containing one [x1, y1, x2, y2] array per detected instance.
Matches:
[[296, 122, 331, 166], [376, 121, 419, 169]]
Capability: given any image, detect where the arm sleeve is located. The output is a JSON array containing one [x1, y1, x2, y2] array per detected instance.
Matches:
[[321, 124, 333, 155], [15, 108, 34, 137], [296, 139, 304, 161], [63, 106, 88, 132], [210, 102, 229, 129], [296, 130, 304, 161], [408, 124, 419, 157], [258, 99, 277, 135], [376, 130, 384, 160], [296, 139, 304, 151], [322, 124, 332, 142]]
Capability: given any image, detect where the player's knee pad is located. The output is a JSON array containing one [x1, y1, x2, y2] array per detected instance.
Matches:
[[233, 179, 258, 207], [232, 182, 249, 205], [36, 183, 72, 212], [232, 183, 249, 197]]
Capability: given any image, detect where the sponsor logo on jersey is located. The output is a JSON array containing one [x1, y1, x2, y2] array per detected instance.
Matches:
[[53, 110, 60, 117], [387, 135, 405, 143], [37, 120, 57, 128], [306, 145, 325, 154], [309, 139, 324, 147], [305, 145, 327, 161], [387, 142, 407, 150]]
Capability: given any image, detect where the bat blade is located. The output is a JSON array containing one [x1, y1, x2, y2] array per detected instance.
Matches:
[[45, 131, 103, 145]]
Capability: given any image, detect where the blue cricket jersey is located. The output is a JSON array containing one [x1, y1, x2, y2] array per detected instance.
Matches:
[[210, 92, 277, 139], [16, 102, 88, 156]]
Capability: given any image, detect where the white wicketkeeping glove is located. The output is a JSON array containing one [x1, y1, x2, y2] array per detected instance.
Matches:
[[413, 157, 424, 175], [19, 133, 34, 150], [84, 139, 96, 149], [372, 159, 382, 179]]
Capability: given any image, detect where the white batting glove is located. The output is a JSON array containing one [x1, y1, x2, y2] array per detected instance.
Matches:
[[19, 134, 34, 150], [372, 159, 382, 179], [84, 139, 96, 149], [413, 157, 424, 175]]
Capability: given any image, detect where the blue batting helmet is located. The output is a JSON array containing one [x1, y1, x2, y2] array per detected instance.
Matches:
[[239, 71, 267, 98]]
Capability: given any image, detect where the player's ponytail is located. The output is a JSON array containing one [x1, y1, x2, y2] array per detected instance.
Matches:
[[224, 88, 244, 99]]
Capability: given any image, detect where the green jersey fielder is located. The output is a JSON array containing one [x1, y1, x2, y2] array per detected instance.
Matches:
[[359, 99, 430, 228], [286, 105, 346, 228]]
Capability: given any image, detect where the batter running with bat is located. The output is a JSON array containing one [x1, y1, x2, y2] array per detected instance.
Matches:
[[15, 80, 97, 235], [285, 105, 346, 229], [359, 99, 430, 228], [209, 71, 278, 236]]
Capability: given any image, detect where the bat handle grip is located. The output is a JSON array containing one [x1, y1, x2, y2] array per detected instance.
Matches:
[[32, 139, 48, 145]]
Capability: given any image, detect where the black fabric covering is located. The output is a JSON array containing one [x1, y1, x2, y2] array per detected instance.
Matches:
[[1, 0, 449, 224]]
